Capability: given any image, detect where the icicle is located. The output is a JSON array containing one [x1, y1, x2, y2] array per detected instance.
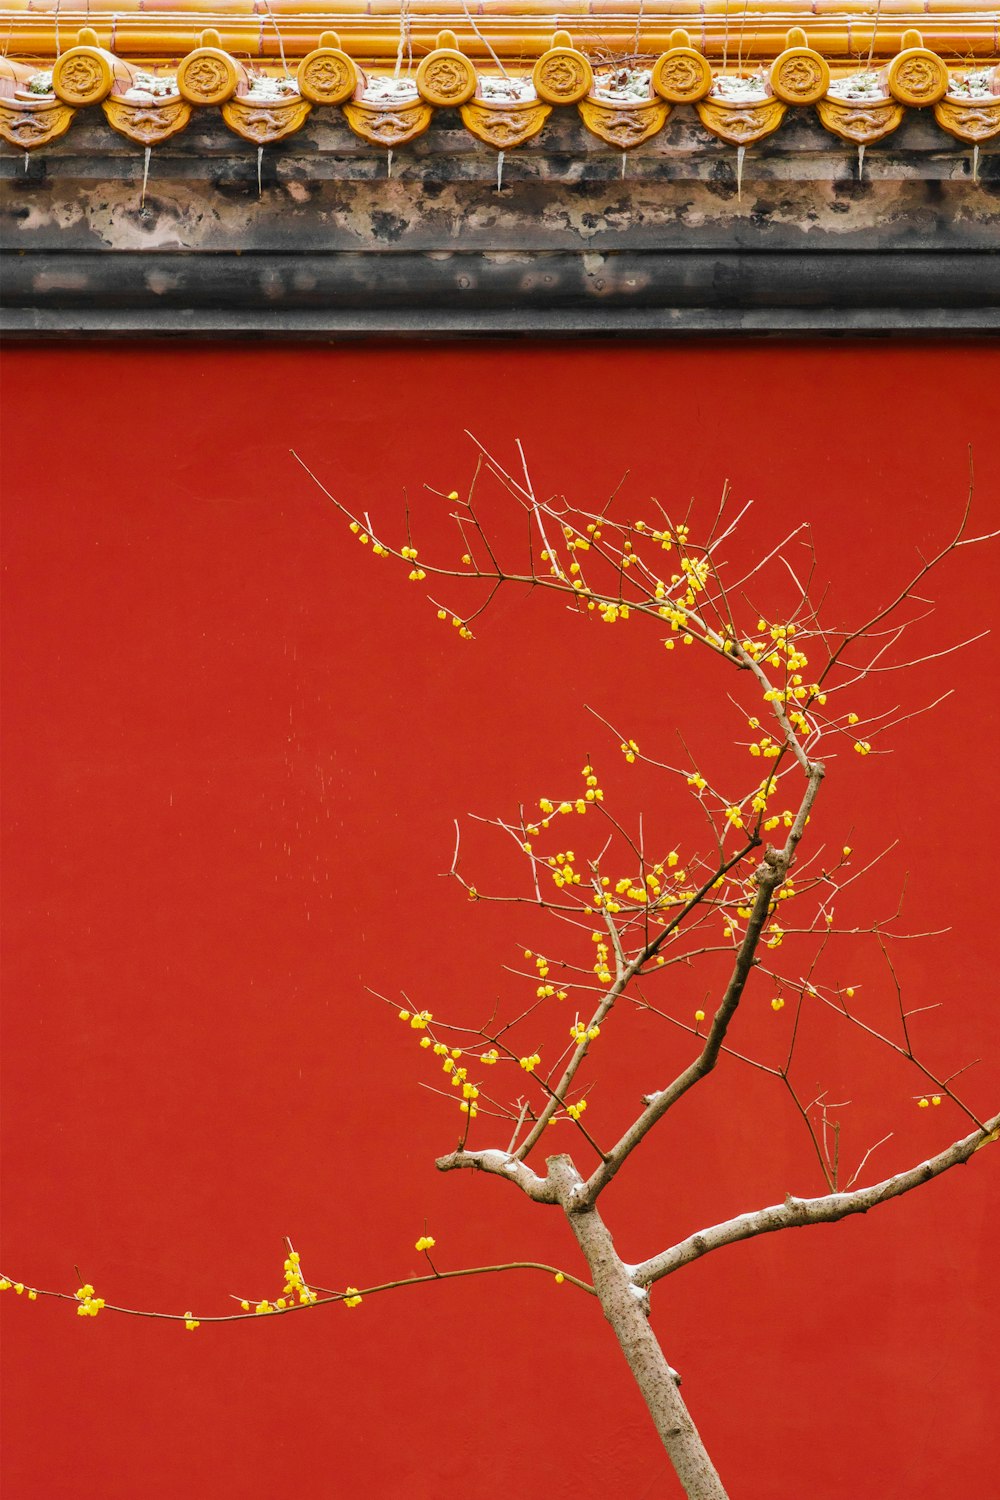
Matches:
[[24, 150, 30, 172], [972, 144, 980, 185], [257, 146, 263, 198], [621, 150, 627, 180], [735, 144, 745, 203], [857, 143, 865, 181], [496, 149, 505, 193], [386, 148, 393, 179], [140, 145, 151, 207]]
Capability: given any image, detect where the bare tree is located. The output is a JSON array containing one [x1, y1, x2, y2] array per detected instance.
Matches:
[[5, 439, 996, 1498], [292, 438, 998, 1498]]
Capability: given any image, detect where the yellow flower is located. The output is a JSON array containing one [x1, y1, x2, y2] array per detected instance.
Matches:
[[75, 1284, 105, 1317], [415, 1236, 436, 1253], [184, 1313, 200, 1331], [694, 1010, 705, 1022], [343, 1288, 363, 1308]]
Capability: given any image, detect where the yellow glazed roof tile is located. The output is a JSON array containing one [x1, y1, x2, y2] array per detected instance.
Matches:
[[1, 5, 998, 152]]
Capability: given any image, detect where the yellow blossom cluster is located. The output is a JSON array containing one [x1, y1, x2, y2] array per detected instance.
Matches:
[[570, 1020, 601, 1044], [435, 609, 474, 640], [533, 765, 604, 833], [399, 545, 426, 582], [0, 1277, 38, 1300], [281, 1250, 318, 1307], [239, 1247, 319, 1316], [732, 620, 868, 756], [396, 1009, 480, 1118], [75, 1283, 105, 1317], [582, 767, 603, 803], [539, 796, 586, 819], [546, 853, 582, 894], [591, 935, 613, 985], [399, 1007, 432, 1030]]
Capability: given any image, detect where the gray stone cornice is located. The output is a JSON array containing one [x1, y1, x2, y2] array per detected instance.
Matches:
[[2, 108, 997, 336]]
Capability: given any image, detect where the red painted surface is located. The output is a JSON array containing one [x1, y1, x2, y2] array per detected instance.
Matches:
[[2, 341, 998, 1500]]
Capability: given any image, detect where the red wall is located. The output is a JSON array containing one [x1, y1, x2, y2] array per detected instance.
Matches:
[[2, 341, 998, 1499]]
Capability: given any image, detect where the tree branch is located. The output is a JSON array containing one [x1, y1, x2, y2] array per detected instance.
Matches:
[[581, 763, 825, 1203], [632, 1112, 1000, 1287], [435, 1146, 559, 1203]]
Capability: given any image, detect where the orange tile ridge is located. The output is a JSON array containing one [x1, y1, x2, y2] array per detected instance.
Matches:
[[2, 4, 1000, 62], [1, 16, 997, 153]]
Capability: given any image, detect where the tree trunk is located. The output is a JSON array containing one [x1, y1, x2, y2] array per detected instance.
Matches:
[[548, 1156, 729, 1500]]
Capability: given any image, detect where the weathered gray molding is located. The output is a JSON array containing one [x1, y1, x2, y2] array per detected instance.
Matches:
[[5, 308, 998, 337], [2, 107, 998, 336]]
